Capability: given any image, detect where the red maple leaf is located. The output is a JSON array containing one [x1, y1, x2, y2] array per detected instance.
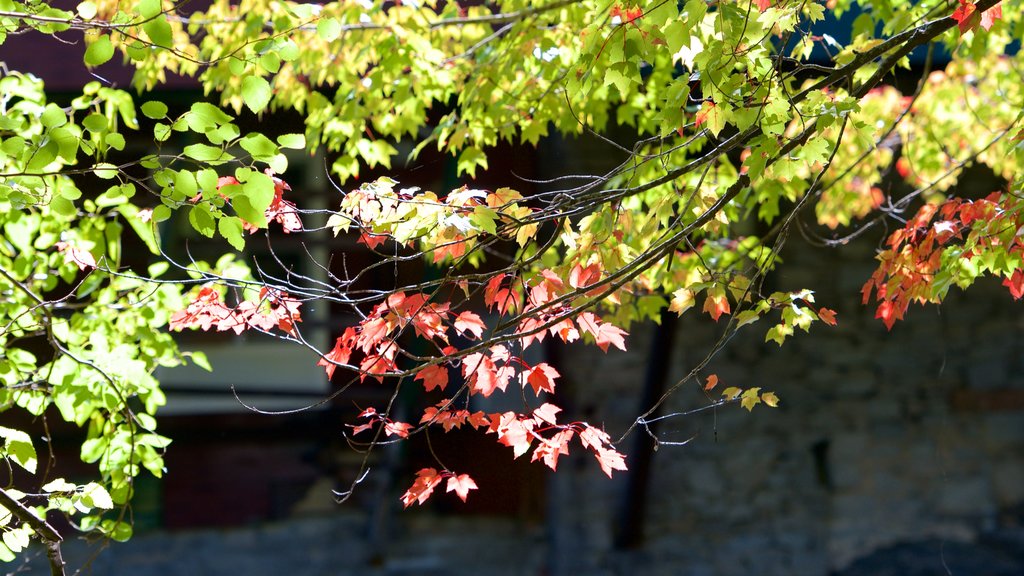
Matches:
[[817, 307, 838, 326], [526, 363, 560, 395], [980, 3, 1002, 30], [384, 421, 413, 438], [569, 262, 601, 289], [415, 363, 449, 392], [952, 0, 978, 34], [754, 0, 771, 11], [401, 468, 442, 507], [531, 429, 573, 471], [453, 311, 486, 339], [593, 446, 628, 478], [489, 412, 534, 457], [445, 473, 479, 502], [1003, 269, 1024, 300], [532, 402, 561, 426], [317, 333, 354, 379], [577, 312, 629, 352]]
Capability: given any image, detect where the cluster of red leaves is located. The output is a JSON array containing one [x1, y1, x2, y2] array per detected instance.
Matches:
[[609, 3, 643, 23], [400, 468, 479, 507], [169, 286, 302, 335], [398, 402, 626, 507], [862, 195, 1010, 329], [347, 407, 415, 438], [951, 0, 1003, 34]]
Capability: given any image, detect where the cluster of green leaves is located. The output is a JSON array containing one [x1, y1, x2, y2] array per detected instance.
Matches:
[[0, 71, 188, 559]]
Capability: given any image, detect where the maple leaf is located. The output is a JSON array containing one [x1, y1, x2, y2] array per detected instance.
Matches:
[[532, 402, 561, 426], [453, 311, 486, 339], [874, 300, 901, 331], [415, 363, 449, 392], [357, 317, 391, 353], [594, 447, 628, 478], [548, 318, 580, 343], [348, 421, 375, 436], [577, 312, 629, 352], [489, 412, 534, 458], [817, 308, 838, 326], [531, 429, 573, 471], [704, 374, 719, 391], [526, 363, 560, 395], [754, 0, 771, 11], [384, 421, 413, 438], [445, 473, 478, 503], [703, 290, 731, 321], [317, 329, 355, 379], [463, 352, 501, 396], [569, 262, 601, 289], [980, 4, 1002, 31], [761, 391, 780, 407], [401, 468, 442, 507], [1003, 269, 1024, 300]]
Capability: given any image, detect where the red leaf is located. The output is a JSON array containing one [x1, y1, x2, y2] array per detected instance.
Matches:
[[1003, 269, 1024, 300], [453, 311, 486, 339], [384, 421, 413, 438], [594, 446, 628, 478], [817, 308, 838, 326], [980, 3, 1002, 30], [531, 429, 573, 471], [532, 402, 561, 426], [526, 363, 560, 395], [317, 329, 355, 379], [569, 262, 601, 289], [415, 363, 450, 392], [874, 300, 900, 331], [400, 468, 442, 507], [577, 312, 629, 352], [445, 473, 479, 503], [348, 422, 375, 436], [704, 374, 719, 391], [463, 352, 501, 396], [754, 0, 771, 11], [952, 0, 978, 34], [489, 412, 534, 458]]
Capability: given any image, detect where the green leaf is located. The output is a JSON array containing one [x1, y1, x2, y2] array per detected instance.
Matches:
[[82, 482, 114, 509], [239, 133, 278, 159], [84, 35, 114, 67], [188, 205, 216, 238], [241, 75, 272, 114], [141, 101, 168, 119], [143, 15, 173, 47], [218, 216, 246, 250], [0, 426, 37, 473], [277, 133, 305, 149], [93, 162, 119, 179], [471, 206, 498, 235], [183, 143, 231, 164], [317, 17, 341, 41], [41, 104, 67, 129], [76, 1, 97, 19], [138, 0, 162, 18]]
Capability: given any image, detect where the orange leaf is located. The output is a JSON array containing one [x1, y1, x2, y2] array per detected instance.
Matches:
[[704, 374, 719, 391]]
